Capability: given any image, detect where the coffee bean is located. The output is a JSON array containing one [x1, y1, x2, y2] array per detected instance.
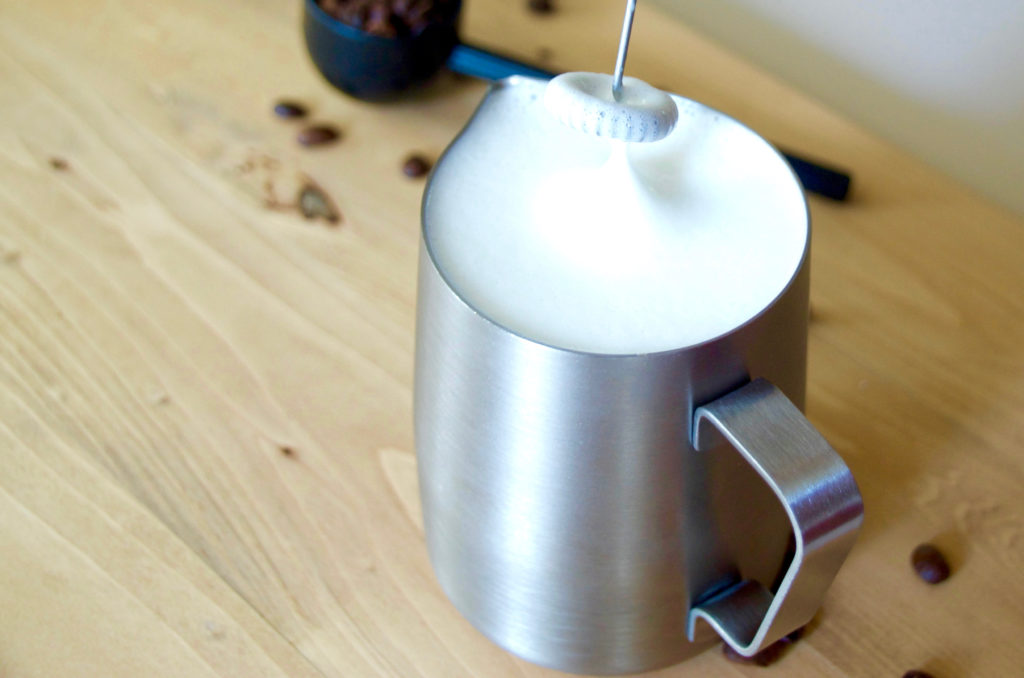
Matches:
[[297, 182, 341, 224], [902, 671, 935, 678], [911, 543, 951, 584], [721, 627, 804, 667], [527, 0, 555, 14], [318, 0, 456, 36], [402, 154, 432, 178], [273, 100, 309, 119], [297, 125, 341, 147], [365, 2, 398, 37]]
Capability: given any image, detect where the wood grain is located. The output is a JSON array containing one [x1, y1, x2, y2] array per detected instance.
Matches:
[[1, 0, 1022, 676]]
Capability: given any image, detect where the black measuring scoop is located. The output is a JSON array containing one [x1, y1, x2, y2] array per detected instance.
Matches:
[[304, 0, 552, 99]]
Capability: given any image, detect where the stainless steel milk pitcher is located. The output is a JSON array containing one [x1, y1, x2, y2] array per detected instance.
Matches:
[[414, 79, 863, 675]]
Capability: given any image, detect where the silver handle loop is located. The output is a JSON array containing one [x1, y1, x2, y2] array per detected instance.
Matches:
[[688, 379, 864, 656]]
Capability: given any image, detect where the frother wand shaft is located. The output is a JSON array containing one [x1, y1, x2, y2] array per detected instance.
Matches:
[[612, 0, 638, 101]]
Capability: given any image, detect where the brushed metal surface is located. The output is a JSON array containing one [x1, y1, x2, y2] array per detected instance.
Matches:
[[688, 379, 864, 656], [414, 248, 834, 674], [413, 80, 861, 675]]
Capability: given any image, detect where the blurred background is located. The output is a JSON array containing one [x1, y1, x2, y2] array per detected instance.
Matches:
[[651, 0, 1024, 216]]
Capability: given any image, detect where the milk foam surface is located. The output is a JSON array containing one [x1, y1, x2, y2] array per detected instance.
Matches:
[[423, 76, 808, 354]]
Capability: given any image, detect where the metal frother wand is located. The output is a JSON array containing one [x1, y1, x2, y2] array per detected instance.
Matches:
[[612, 0, 638, 101]]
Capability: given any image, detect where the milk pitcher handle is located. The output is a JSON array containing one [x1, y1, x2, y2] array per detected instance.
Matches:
[[687, 379, 864, 657]]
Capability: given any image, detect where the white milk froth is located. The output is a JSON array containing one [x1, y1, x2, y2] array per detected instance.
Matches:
[[423, 76, 808, 354]]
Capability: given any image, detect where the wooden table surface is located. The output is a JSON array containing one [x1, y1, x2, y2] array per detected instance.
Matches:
[[2, 0, 1022, 676]]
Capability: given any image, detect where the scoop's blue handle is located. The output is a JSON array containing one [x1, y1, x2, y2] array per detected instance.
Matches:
[[448, 43, 556, 82], [777, 151, 851, 201]]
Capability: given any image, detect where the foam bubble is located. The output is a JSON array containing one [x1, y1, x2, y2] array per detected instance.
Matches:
[[544, 72, 678, 143]]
